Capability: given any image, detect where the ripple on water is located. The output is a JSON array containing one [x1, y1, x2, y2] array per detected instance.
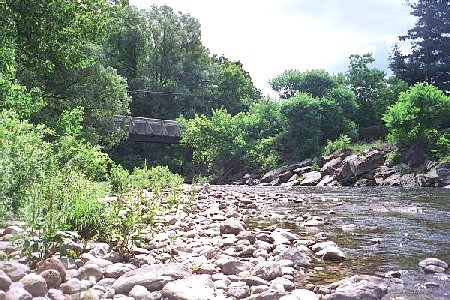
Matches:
[[227, 185, 450, 299]]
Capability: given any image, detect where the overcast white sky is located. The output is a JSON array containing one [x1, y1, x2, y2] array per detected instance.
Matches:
[[129, 0, 416, 96]]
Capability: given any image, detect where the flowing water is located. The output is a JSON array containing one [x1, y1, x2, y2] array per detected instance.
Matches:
[[227, 185, 450, 299]]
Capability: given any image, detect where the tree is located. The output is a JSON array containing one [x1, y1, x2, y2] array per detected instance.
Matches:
[[280, 94, 355, 161], [270, 69, 338, 99], [208, 56, 261, 115], [383, 82, 450, 157], [390, 0, 450, 93]]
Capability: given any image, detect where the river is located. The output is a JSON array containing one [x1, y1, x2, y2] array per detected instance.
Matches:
[[226, 185, 450, 299]]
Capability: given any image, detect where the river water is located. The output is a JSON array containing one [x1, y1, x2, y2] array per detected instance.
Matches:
[[227, 186, 450, 299]]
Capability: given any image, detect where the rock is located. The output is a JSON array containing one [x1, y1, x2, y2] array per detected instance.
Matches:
[[129, 285, 153, 300], [0, 241, 16, 254], [219, 218, 245, 235], [5, 287, 32, 300], [61, 277, 85, 294], [254, 262, 283, 281], [161, 274, 215, 300], [218, 259, 249, 275], [403, 143, 427, 167], [20, 273, 47, 296], [417, 168, 439, 187], [112, 263, 191, 294], [3, 226, 23, 235], [322, 275, 388, 300], [260, 160, 311, 184], [271, 277, 295, 291], [243, 276, 268, 287], [299, 171, 322, 186], [227, 282, 250, 299], [104, 264, 135, 279], [40, 269, 62, 289], [80, 254, 112, 268], [321, 157, 343, 176], [66, 290, 99, 300], [436, 163, 450, 187], [316, 246, 346, 262], [278, 247, 310, 267], [79, 264, 103, 283], [383, 172, 401, 186], [400, 173, 417, 187], [0, 262, 29, 281], [418, 258, 448, 273], [37, 257, 66, 282], [0, 270, 11, 291], [250, 289, 285, 300], [0, 290, 4, 300], [48, 289, 65, 300], [280, 289, 320, 300]]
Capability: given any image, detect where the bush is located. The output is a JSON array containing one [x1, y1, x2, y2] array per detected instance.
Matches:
[[383, 82, 450, 158], [323, 135, 352, 156]]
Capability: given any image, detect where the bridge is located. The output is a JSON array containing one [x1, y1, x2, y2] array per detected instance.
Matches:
[[114, 116, 181, 144]]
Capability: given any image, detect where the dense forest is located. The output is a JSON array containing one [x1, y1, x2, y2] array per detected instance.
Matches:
[[1, 0, 449, 221]]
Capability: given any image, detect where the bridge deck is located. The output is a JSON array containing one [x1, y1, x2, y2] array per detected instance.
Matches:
[[114, 116, 181, 144]]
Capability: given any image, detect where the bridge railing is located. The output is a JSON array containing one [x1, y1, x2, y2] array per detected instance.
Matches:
[[113, 116, 181, 138]]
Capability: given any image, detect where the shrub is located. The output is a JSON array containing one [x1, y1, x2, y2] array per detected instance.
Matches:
[[383, 82, 450, 158], [323, 135, 352, 156]]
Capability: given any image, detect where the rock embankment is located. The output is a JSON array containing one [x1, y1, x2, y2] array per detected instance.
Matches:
[[248, 147, 450, 188], [1, 187, 448, 299]]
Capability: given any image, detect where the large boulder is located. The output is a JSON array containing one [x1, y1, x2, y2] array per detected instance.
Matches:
[[161, 274, 215, 300], [0, 262, 30, 281], [112, 264, 191, 294], [260, 160, 311, 184], [322, 275, 388, 300], [278, 247, 310, 267], [299, 171, 322, 186], [436, 163, 450, 187], [20, 273, 47, 297]]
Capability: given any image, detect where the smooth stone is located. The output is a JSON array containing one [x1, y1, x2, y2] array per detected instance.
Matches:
[[104, 264, 134, 279], [250, 289, 285, 300], [48, 289, 65, 300], [37, 258, 66, 282], [161, 274, 215, 300], [40, 269, 62, 289], [418, 258, 448, 270], [254, 262, 283, 281], [316, 246, 347, 262], [227, 282, 250, 299], [112, 263, 191, 294], [0, 270, 12, 291], [61, 278, 86, 294], [129, 285, 153, 300], [5, 287, 32, 300], [219, 218, 245, 235], [278, 247, 310, 267], [0, 241, 16, 254], [79, 264, 103, 283], [280, 289, 320, 300], [0, 262, 29, 281], [20, 273, 47, 296], [322, 275, 388, 300], [66, 290, 99, 300]]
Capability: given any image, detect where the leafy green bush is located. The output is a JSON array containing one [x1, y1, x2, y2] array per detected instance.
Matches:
[[280, 94, 356, 161], [323, 135, 352, 156], [110, 164, 130, 194], [383, 82, 450, 158]]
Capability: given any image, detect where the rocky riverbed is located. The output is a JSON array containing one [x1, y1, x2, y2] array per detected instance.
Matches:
[[1, 186, 449, 299]]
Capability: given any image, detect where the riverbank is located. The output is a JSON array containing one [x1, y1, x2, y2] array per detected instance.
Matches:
[[1, 186, 449, 299], [240, 147, 450, 188]]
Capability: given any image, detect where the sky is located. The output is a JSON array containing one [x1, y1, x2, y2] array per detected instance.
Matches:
[[129, 0, 417, 96]]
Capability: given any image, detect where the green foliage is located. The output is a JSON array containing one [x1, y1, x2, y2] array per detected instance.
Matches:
[[323, 135, 352, 156], [383, 82, 450, 158], [110, 164, 130, 194], [0, 111, 52, 216], [390, 0, 450, 92], [345, 53, 403, 127], [180, 101, 282, 177], [280, 93, 356, 161], [270, 69, 338, 99]]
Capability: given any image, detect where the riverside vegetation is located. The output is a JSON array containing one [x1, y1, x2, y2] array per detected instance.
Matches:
[[1, 0, 450, 299]]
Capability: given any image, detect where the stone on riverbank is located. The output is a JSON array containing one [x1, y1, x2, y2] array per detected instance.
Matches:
[[322, 275, 388, 300], [161, 274, 215, 300]]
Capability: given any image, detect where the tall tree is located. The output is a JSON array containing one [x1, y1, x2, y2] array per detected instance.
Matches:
[[390, 0, 450, 93]]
